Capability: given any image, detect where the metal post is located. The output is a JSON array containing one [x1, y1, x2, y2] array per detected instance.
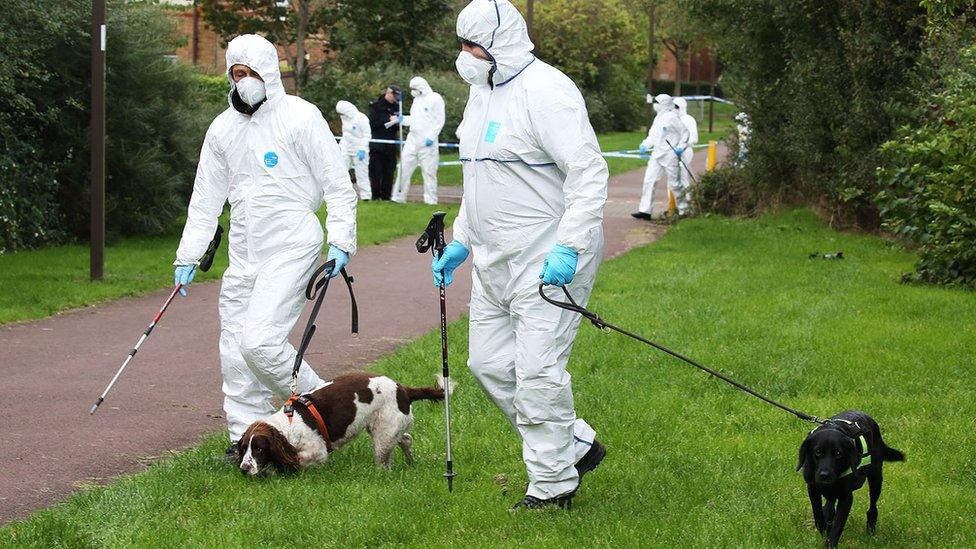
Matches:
[[90, 0, 106, 281], [708, 55, 716, 134]]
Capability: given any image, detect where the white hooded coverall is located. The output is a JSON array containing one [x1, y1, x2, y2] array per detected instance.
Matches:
[[392, 76, 446, 205], [174, 35, 358, 442], [638, 94, 690, 216], [455, 0, 607, 500], [673, 97, 698, 215], [336, 100, 372, 200]]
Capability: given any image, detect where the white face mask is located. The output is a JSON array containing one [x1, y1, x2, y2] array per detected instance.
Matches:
[[236, 76, 266, 106], [455, 51, 493, 87], [410, 88, 422, 98]]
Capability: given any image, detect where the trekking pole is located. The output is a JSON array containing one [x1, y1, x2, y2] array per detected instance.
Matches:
[[416, 211, 457, 491], [395, 89, 405, 200], [665, 139, 698, 185], [90, 225, 224, 415]]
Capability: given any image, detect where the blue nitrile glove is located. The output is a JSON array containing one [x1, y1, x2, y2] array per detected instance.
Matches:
[[639, 144, 648, 155], [174, 265, 196, 296], [432, 240, 470, 287], [327, 246, 349, 278], [425, 138, 435, 147], [675, 146, 685, 156], [397, 114, 404, 124], [539, 244, 578, 287], [357, 149, 366, 161]]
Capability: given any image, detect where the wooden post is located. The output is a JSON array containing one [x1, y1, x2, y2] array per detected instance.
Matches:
[[90, 0, 106, 281]]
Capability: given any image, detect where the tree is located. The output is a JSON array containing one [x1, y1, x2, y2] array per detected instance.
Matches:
[[200, 0, 334, 91], [329, 0, 453, 69], [656, 0, 702, 95]]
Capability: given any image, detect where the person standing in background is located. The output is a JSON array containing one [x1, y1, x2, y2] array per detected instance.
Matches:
[[336, 100, 372, 200], [368, 85, 402, 200]]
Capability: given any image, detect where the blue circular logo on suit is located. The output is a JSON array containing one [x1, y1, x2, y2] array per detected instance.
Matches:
[[264, 151, 279, 168]]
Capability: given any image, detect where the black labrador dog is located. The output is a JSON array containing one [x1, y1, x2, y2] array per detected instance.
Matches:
[[797, 410, 905, 547]]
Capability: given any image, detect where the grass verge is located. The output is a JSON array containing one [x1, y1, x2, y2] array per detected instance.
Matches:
[[0, 201, 457, 325], [3, 209, 974, 546]]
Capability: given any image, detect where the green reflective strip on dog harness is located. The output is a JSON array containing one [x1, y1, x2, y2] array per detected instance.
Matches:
[[839, 434, 872, 478]]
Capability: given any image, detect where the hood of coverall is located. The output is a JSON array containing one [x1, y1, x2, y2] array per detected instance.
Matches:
[[674, 96, 688, 116], [456, 0, 535, 87], [410, 76, 433, 97], [225, 34, 286, 109], [336, 100, 357, 120], [655, 94, 675, 113]]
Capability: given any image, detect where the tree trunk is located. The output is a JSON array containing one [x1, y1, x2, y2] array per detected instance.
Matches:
[[526, 0, 535, 42], [673, 47, 682, 96], [295, 0, 309, 94], [646, 0, 655, 92]]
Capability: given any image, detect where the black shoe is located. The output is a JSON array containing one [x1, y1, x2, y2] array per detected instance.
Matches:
[[509, 494, 572, 511], [574, 439, 607, 491], [631, 212, 652, 220], [224, 443, 239, 463]]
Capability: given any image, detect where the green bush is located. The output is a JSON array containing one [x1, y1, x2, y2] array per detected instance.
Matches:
[[876, 44, 976, 289], [694, 166, 761, 217], [303, 64, 469, 142], [0, 0, 222, 252], [686, 0, 926, 227]]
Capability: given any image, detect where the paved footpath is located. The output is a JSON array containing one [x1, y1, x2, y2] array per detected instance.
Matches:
[[0, 148, 719, 523]]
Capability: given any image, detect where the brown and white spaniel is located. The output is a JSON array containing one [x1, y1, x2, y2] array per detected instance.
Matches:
[[237, 372, 445, 475]]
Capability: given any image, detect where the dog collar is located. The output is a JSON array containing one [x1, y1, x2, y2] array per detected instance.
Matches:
[[284, 394, 334, 453]]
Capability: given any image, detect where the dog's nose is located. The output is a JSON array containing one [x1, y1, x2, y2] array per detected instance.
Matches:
[[240, 462, 252, 473], [818, 471, 831, 481]]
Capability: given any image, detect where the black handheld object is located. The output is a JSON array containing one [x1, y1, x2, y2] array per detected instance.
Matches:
[[417, 211, 456, 491], [416, 211, 447, 256], [199, 225, 224, 272]]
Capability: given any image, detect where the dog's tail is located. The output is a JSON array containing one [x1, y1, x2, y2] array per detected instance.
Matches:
[[882, 444, 905, 462], [404, 385, 445, 403]]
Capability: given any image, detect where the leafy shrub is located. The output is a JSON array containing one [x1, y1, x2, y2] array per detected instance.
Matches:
[[694, 166, 761, 217], [876, 44, 976, 288], [0, 0, 222, 251]]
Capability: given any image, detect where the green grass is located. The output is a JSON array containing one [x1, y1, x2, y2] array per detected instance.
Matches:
[[0, 201, 457, 325], [4, 209, 974, 546]]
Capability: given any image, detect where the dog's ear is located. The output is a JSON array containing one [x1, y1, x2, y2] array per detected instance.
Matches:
[[267, 429, 300, 474], [796, 437, 811, 472]]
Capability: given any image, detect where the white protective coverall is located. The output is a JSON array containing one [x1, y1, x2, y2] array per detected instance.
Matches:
[[736, 112, 751, 164], [454, 0, 607, 500], [174, 35, 358, 442], [637, 94, 690, 216], [673, 97, 698, 214], [392, 76, 446, 204], [336, 100, 372, 200]]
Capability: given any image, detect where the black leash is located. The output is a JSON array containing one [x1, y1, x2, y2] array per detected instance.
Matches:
[[539, 284, 825, 425], [289, 259, 358, 394]]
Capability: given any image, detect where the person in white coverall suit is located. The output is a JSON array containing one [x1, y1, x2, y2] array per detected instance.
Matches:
[[336, 100, 372, 200], [673, 97, 698, 215], [172, 35, 357, 455], [632, 94, 690, 220], [392, 76, 446, 204], [432, 0, 607, 510]]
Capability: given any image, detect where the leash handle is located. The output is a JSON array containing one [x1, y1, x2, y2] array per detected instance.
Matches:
[[290, 260, 359, 391], [538, 284, 823, 425]]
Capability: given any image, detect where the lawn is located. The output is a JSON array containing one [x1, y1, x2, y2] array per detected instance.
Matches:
[[0, 201, 457, 325], [3, 209, 974, 546]]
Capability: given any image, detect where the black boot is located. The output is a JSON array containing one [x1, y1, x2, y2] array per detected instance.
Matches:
[[631, 212, 652, 220], [224, 443, 239, 463], [509, 494, 572, 511], [574, 439, 607, 490]]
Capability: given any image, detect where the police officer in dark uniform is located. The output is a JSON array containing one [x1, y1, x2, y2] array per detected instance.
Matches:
[[368, 84, 402, 200]]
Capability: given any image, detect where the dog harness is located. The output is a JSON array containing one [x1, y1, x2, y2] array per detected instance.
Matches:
[[812, 418, 873, 478], [284, 395, 334, 453]]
